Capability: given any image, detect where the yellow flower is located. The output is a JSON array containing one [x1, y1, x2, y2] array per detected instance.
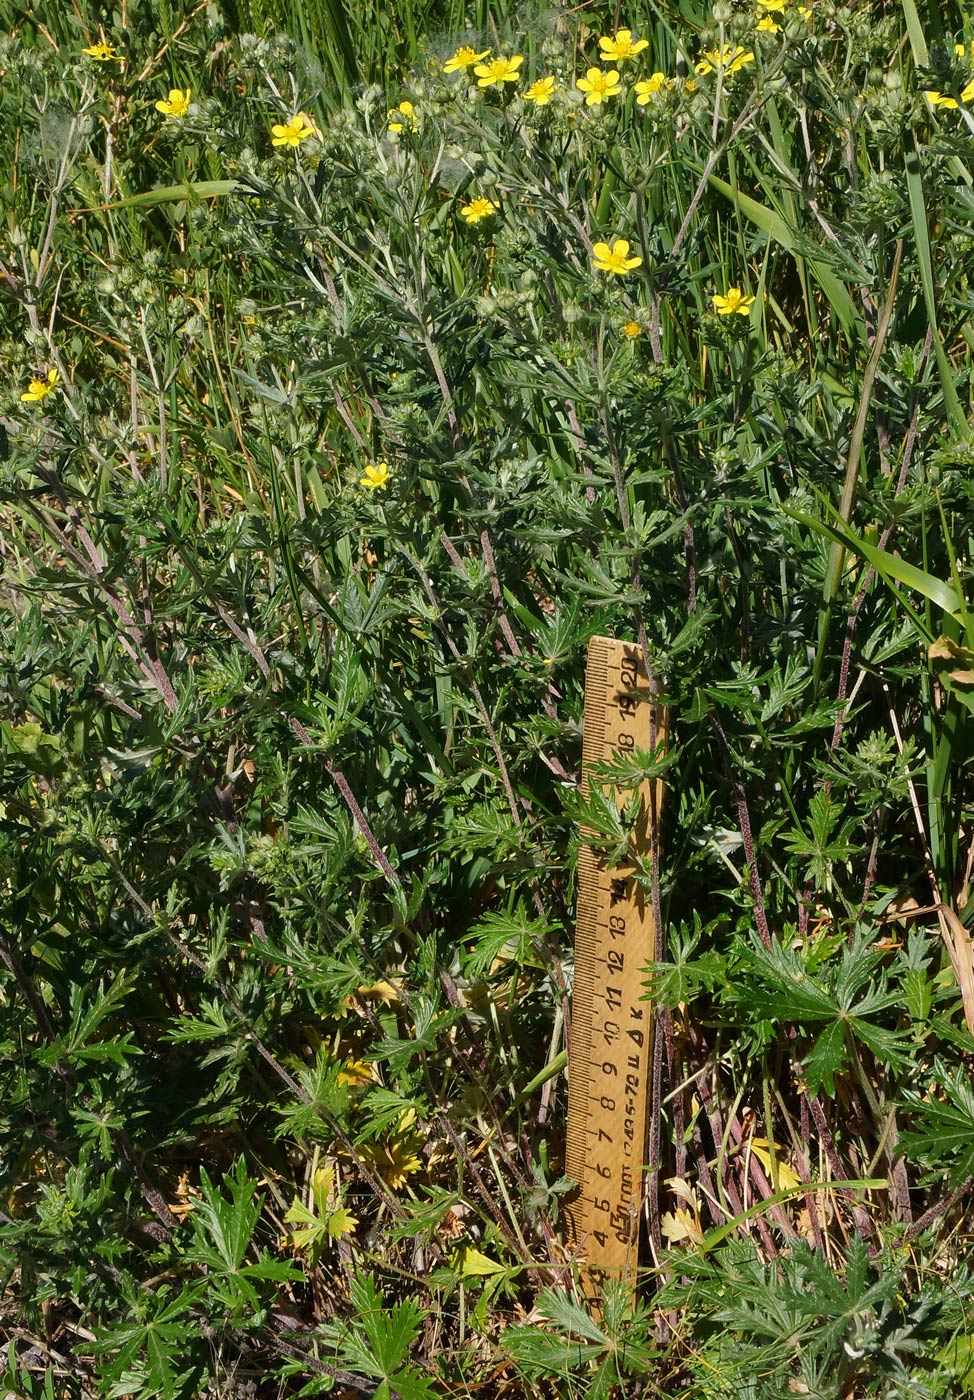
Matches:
[[271, 115, 315, 147], [20, 368, 59, 403], [598, 29, 649, 63], [623, 320, 642, 338], [82, 42, 120, 60], [592, 239, 642, 275], [634, 72, 672, 103], [387, 100, 418, 133], [524, 76, 556, 105], [473, 55, 523, 88], [155, 88, 191, 118], [712, 287, 756, 315], [443, 45, 490, 73], [927, 80, 974, 107], [927, 49, 974, 108], [695, 44, 755, 74], [757, 15, 780, 31], [757, 0, 788, 9], [360, 461, 391, 490], [460, 195, 499, 224], [576, 66, 622, 105]]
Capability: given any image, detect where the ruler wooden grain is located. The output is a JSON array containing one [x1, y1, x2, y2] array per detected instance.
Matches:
[[565, 636, 666, 1293]]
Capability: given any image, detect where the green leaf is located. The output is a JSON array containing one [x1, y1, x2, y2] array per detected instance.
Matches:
[[939, 1335, 974, 1391], [786, 506, 964, 619], [904, 129, 968, 439], [84, 180, 242, 211], [332, 1275, 437, 1399], [188, 1158, 261, 1272]]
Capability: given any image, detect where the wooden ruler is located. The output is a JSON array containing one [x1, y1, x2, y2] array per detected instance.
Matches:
[[565, 636, 666, 1292]]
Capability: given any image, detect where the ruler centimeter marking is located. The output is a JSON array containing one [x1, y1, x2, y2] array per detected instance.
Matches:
[[565, 636, 666, 1293]]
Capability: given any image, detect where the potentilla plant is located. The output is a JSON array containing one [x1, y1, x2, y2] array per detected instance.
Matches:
[[2, 1, 974, 1397]]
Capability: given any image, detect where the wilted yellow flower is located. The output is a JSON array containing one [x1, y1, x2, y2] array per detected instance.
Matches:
[[387, 100, 418, 132], [155, 88, 191, 118], [661, 1205, 705, 1247], [622, 320, 642, 338], [712, 287, 756, 315], [82, 42, 120, 60], [20, 368, 59, 403], [474, 55, 523, 88], [576, 66, 622, 105], [460, 195, 499, 224], [355, 979, 400, 1006], [592, 239, 642, 275], [634, 72, 672, 103], [598, 29, 649, 63], [695, 44, 755, 74], [523, 76, 556, 105], [360, 462, 391, 490], [443, 45, 490, 73], [271, 114, 315, 147]]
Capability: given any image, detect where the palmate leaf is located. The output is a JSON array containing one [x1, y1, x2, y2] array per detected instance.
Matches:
[[188, 1158, 260, 1272], [899, 1062, 974, 1186], [736, 933, 914, 1094], [92, 1283, 204, 1400], [503, 1284, 657, 1398], [462, 902, 556, 977], [641, 918, 728, 1011], [329, 1274, 438, 1400]]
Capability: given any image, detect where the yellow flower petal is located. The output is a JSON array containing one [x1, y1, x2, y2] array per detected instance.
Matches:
[[592, 238, 642, 275], [271, 115, 315, 147], [443, 45, 490, 73], [473, 55, 523, 88], [359, 462, 392, 490], [712, 286, 756, 315], [460, 196, 499, 224], [20, 368, 59, 403], [576, 66, 622, 105], [598, 29, 649, 63], [155, 88, 191, 118], [523, 76, 556, 105]]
